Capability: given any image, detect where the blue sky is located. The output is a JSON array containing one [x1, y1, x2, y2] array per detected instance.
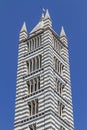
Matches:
[[0, 0, 87, 130]]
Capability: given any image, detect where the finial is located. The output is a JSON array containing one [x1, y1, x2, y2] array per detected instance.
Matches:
[[45, 9, 51, 19], [19, 22, 28, 41], [42, 8, 45, 13], [42, 8, 46, 18], [60, 26, 66, 37], [40, 8, 45, 21], [42, 12, 44, 18], [20, 22, 27, 32]]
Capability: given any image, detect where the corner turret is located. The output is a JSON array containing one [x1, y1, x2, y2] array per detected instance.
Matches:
[[19, 22, 28, 42], [44, 9, 52, 29], [60, 26, 68, 47]]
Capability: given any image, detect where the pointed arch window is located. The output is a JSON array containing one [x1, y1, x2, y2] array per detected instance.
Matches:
[[27, 35, 42, 52]]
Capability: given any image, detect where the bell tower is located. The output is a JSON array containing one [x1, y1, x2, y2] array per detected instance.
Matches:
[[14, 9, 74, 130]]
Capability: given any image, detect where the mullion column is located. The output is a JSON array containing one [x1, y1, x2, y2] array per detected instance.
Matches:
[[29, 60, 30, 74], [54, 57, 56, 69], [31, 39, 33, 51], [60, 102, 62, 116], [57, 41, 58, 51], [37, 37, 39, 47], [35, 100, 37, 115], [56, 40, 57, 50], [33, 127, 35, 130], [38, 36, 40, 46], [58, 101, 60, 116], [59, 81, 60, 94], [27, 81, 30, 94], [54, 39, 55, 49], [61, 104, 64, 117], [30, 40, 31, 51], [59, 61, 60, 74], [61, 64, 62, 76], [57, 80, 59, 93], [59, 43, 61, 53], [32, 58, 33, 72], [34, 38, 35, 50], [36, 99, 38, 113], [29, 103, 31, 117], [32, 125, 35, 130], [31, 101, 33, 116], [30, 80, 31, 94], [32, 39, 34, 50], [58, 60, 59, 73], [36, 37, 38, 48], [38, 55, 40, 69], [39, 36, 41, 46], [37, 77, 38, 90], [60, 62, 61, 75], [62, 85, 64, 96], [61, 83, 63, 96], [58, 42, 59, 52], [56, 59, 57, 71], [61, 64, 64, 77], [57, 59, 58, 72], [35, 57, 37, 70], [33, 79, 35, 92], [26, 61, 29, 75], [60, 83, 62, 95], [29, 41, 30, 52]]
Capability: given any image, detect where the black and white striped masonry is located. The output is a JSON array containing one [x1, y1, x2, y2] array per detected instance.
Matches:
[[14, 9, 74, 130]]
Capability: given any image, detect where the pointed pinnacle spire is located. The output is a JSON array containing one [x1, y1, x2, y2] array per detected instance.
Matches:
[[40, 12, 44, 21], [19, 22, 28, 42], [42, 12, 44, 18], [60, 26, 66, 37], [20, 22, 27, 32], [45, 9, 51, 19]]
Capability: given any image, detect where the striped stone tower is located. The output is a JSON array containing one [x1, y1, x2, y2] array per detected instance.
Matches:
[[14, 9, 74, 130]]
